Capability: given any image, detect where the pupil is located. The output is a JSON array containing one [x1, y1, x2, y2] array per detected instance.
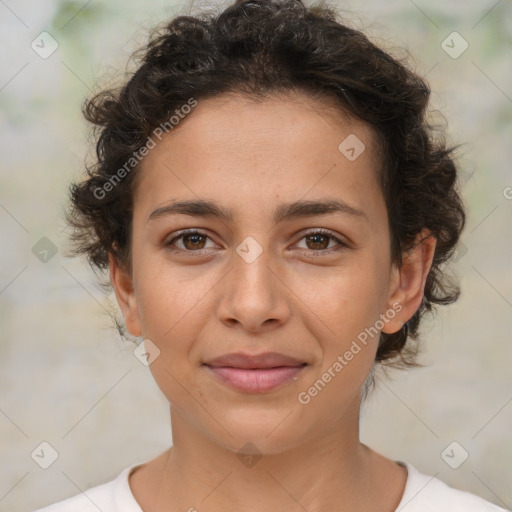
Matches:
[[185, 234, 204, 250], [308, 234, 328, 250]]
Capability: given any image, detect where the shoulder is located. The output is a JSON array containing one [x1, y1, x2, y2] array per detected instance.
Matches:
[[398, 462, 510, 512], [30, 463, 143, 512], [31, 480, 117, 512]]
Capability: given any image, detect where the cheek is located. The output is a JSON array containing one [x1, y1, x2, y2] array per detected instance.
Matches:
[[134, 262, 214, 406], [291, 263, 386, 420], [132, 251, 224, 389], [292, 255, 389, 405], [133, 237, 219, 336], [292, 253, 388, 342]]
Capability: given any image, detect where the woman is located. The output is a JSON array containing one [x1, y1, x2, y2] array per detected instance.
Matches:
[[33, 0, 508, 510]]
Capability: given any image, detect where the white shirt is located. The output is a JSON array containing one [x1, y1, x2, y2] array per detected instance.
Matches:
[[32, 460, 509, 511]]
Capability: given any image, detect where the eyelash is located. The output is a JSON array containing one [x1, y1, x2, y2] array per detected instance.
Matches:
[[164, 228, 348, 257]]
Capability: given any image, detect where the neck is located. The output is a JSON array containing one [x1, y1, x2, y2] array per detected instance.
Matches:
[[132, 397, 407, 512]]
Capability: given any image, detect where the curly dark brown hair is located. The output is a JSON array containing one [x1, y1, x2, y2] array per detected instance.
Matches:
[[66, 0, 466, 370]]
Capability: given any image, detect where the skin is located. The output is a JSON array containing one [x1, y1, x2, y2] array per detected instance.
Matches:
[[110, 91, 436, 511]]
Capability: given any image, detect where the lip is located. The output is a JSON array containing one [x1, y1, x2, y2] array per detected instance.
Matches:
[[204, 351, 305, 369], [203, 352, 307, 393], [204, 365, 307, 393]]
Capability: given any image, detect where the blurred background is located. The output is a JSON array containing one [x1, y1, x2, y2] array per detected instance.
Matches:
[[0, 0, 511, 510]]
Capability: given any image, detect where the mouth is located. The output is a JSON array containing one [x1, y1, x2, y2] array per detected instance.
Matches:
[[203, 352, 308, 393]]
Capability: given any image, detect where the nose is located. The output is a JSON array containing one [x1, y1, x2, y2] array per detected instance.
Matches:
[[217, 240, 291, 333]]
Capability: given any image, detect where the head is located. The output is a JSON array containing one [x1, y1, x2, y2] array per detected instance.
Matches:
[[67, 0, 465, 453]]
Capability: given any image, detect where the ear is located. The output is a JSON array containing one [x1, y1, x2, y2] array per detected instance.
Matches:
[[109, 253, 142, 337], [382, 228, 437, 334]]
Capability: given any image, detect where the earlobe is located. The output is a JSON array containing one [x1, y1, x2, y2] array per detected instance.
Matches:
[[109, 253, 142, 337], [382, 229, 437, 334]]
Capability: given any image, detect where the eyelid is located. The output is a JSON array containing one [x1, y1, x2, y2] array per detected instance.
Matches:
[[292, 228, 349, 253], [164, 228, 218, 251], [294, 227, 347, 243]]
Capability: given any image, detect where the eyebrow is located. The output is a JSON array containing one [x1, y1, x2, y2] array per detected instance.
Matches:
[[146, 198, 368, 225]]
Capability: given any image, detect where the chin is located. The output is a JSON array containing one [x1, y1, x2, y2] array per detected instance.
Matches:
[[205, 406, 309, 456]]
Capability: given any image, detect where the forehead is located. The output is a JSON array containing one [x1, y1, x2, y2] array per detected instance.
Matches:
[[133, 92, 385, 230]]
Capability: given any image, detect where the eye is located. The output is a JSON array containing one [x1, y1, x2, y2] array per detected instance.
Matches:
[[164, 228, 349, 256], [165, 229, 217, 254], [294, 229, 348, 255]]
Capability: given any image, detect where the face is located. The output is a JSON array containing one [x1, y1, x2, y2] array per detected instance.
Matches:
[[111, 92, 435, 454]]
